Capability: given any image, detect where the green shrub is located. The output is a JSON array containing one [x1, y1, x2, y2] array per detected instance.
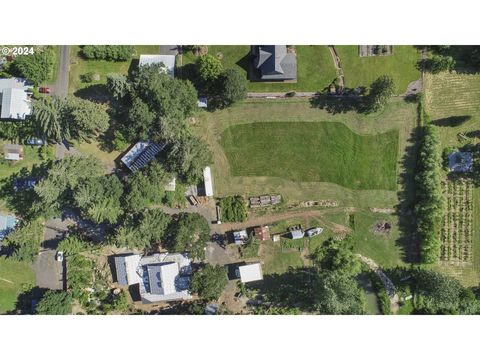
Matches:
[[81, 71, 95, 83], [219, 195, 247, 222]]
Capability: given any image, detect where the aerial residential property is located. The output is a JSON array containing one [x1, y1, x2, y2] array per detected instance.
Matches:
[[0, 42, 479, 321]]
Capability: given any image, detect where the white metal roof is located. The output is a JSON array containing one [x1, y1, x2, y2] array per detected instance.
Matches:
[[124, 254, 142, 285], [0, 88, 31, 119], [238, 263, 263, 283], [203, 166, 214, 197], [0, 77, 29, 92], [139, 55, 176, 77]]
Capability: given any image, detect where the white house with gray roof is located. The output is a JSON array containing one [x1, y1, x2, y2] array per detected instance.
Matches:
[[0, 78, 32, 120]]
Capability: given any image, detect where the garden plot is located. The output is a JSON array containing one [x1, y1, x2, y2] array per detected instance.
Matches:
[[441, 179, 474, 262]]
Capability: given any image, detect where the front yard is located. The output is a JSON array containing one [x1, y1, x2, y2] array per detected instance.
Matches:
[[0, 257, 35, 314]]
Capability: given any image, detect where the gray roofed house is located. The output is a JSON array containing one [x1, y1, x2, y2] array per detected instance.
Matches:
[[251, 45, 297, 81], [0, 77, 32, 120], [114, 256, 129, 285]]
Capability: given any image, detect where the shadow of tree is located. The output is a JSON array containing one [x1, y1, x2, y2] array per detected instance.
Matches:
[[432, 115, 472, 127], [6, 286, 47, 314], [74, 84, 111, 103], [309, 95, 361, 114]]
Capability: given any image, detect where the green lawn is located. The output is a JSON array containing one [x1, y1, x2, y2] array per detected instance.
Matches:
[[182, 45, 337, 92], [69, 45, 160, 95], [0, 142, 47, 180], [73, 140, 121, 171], [261, 241, 304, 275], [220, 121, 398, 190], [335, 45, 421, 94], [0, 257, 35, 314]]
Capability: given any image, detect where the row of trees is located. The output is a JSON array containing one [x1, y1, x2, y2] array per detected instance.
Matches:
[[81, 45, 135, 61], [415, 123, 445, 263]]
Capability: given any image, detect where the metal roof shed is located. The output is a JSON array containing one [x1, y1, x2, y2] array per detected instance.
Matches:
[[203, 166, 214, 197], [238, 263, 263, 283], [290, 229, 305, 240], [0, 88, 31, 120]]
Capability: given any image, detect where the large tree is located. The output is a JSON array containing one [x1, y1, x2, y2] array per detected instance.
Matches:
[[190, 265, 228, 301], [106, 73, 131, 100], [9, 47, 55, 85], [164, 212, 210, 259], [313, 271, 365, 314], [3, 219, 44, 263], [34, 155, 105, 212], [32, 96, 67, 142], [215, 68, 247, 107], [418, 55, 455, 74], [64, 97, 110, 141], [362, 75, 395, 114], [310, 236, 361, 276], [73, 175, 124, 224], [36, 290, 72, 315], [196, 54, 223, 83], [125, 97, 156, 141], [166, 133, 212, 184], [124, 162, 168, 212], [114, 209, 171, 250]]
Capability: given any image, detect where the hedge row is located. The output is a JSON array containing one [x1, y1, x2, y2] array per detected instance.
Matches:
[[81, 45, 134, 61]]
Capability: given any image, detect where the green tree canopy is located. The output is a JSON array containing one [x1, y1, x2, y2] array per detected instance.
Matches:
[[73, 175, 124, 224], [166, 133, 212, 184], [415, 270, 463, 314], [197, 54, 224, 83], [363, 75, 395, 114], [3, 219, 44, 263], [418, 55, 455, 74], [81, 45, 134, 61], [36, 290, 73, 315], [9, 47, 55, 85], [190, 264, 228, 300], [310, 235, 361, 276], [164, 212, 210, 259], [64, 97, 110, 141], [32, 96, 67, 143], [106, 73, 131, 100], [216, 68, 247, 107], [114, 209, 171, 250]]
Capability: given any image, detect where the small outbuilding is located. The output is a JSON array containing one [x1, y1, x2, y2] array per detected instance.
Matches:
[[203, 166, 214, 197], [3, 144, 24, 161], [290, 229, 304, 240], [237, 263, 263, 283], [165, 177, 176, 192], [0, 214, 17, 244], [254, 226, 270, 241], [233, 229, 248, 246]]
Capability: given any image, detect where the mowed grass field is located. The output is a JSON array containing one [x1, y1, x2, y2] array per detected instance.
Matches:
[[424, 71, 480, 285], [194, 97, 417, 209], [0, 257, 35, 313], [220, 121, 398, 190], [335, 46, 421, 94], [182, 45, 337, 92]]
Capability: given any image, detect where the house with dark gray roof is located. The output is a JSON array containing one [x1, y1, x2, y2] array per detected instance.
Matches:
[[120, 141, 166, 173], [251, 45, 297, 81]]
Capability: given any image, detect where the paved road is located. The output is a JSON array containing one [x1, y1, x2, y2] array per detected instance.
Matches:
[[51, 45, 70, 97], [160, 45, 179, 55]]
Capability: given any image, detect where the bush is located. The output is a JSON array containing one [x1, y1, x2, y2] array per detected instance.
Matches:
[[36, 290, 72, 315], [220, 195, 247, 222], [418, 55, 455, 74], [81, 45, 134, 61], [80, 72, 95, 83], [111, 130, 129, 151]]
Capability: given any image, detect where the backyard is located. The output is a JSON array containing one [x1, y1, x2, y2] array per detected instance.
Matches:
[[0, 142, 51, 180], [335, 45, 421, 94], [0, 257, 35, 313], [181, 45, 337, 92], [69, 45, 161, 95]]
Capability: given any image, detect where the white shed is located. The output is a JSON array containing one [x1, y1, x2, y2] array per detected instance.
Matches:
[[203, 166, 214, 197], [237, 263, 263, 283]]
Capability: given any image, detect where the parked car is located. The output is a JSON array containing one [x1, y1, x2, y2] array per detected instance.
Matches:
[[39, 87, 50, 94], [26, 138, 45, 146], [56, 251, 64, 262], [306, 227, 324, 237]]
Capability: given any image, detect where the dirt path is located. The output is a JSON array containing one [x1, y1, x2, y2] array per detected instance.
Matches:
[[0, 277, 13, 284], [328, 45, 345, 89], [213, 207, 352, 234], [357, 254, 399, 314]]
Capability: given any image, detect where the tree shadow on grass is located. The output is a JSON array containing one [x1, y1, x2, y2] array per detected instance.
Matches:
[[432, 115, 472, 127], [74, 84, 111, 103], [309, 95, 361, 114]]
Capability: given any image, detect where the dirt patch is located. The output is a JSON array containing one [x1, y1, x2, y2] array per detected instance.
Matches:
[[373, 220, 392, 234], [216, 52, 224, 60], [371, 208, 395, 214], [300, 200, 338, 208]]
